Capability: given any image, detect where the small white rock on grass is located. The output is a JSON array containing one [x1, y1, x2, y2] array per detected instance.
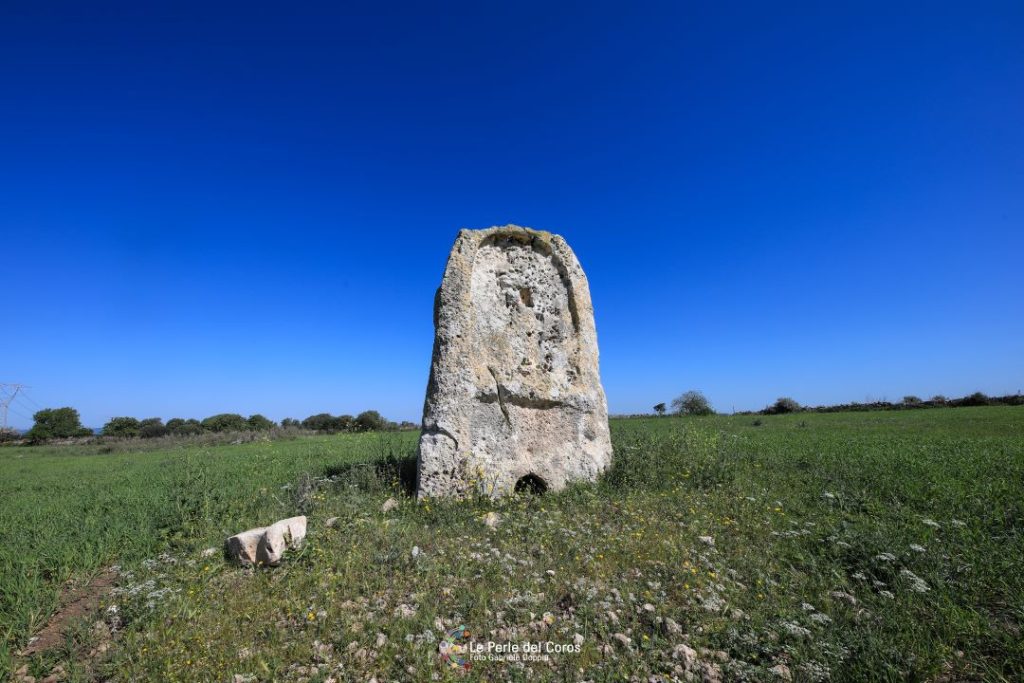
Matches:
[[672, 643, 697, 669], [226, 528, 265, 565], [257, 516, 307, 566], [226, 516, 307, 567], [829, 591, 857, 605]]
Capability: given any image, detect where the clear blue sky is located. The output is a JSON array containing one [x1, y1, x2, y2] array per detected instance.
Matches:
[[2, 1, 1022, 429]]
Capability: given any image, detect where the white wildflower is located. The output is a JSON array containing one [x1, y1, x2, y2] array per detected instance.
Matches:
[[922, 518, 941, 529], [701, 593, 726, 612], [829, 591, 857, 606], [909, 544, 926, 553], [393, 604, 417, 618], [900, 569, 930, 593], [874, 553, 895, 562], [780, 621, 812, 639]]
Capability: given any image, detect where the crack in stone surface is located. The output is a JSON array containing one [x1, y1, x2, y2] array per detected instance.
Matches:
[[476, 385, 578, 412], [422, 423, 459, 452], [488, 367, 512, 427]]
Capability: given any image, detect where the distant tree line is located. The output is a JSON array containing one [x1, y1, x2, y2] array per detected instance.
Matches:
[[292, 410, 411, 433], [100, 409, 414, 438], [649, 390, 1022, 418], [762, 391, 1023, 415], [8, 407, 417, 444], [101, 413, 280, 438]]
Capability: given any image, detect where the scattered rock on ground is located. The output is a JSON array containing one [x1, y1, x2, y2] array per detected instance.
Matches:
[[226, 516, 307, 566], [257, 516, 307, 566], [226, 528, 265, 566], [673, 644, 698, 669], [701, 661, 723, 683]]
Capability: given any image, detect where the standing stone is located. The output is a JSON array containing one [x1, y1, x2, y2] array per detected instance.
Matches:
[[416, 225, 612, 498]]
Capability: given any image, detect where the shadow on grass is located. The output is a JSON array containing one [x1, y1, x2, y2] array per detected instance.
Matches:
[[323, 453, 418, 497]]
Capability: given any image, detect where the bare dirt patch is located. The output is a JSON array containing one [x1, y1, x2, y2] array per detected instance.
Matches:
[[18, 567, 118, 657]]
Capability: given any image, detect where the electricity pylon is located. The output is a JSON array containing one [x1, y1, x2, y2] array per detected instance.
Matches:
[[0, 383, 27, 430]]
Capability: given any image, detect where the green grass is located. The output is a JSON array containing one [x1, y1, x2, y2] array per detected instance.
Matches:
[[2, 408, 1023, 681]]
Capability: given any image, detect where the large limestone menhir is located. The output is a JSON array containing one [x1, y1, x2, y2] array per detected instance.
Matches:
[[416, 225, 612, 498]]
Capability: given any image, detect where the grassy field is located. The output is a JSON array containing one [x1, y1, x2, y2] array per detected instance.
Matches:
[[2, 408, 1022, 681]]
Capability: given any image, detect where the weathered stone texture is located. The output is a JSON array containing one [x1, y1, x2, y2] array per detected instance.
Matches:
[[226, 515, 307, 566], [416, 225, 612, 498]]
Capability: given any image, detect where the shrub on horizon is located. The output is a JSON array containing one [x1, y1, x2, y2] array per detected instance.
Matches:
[[167, 418, 203, 435], [247, 414, 276, 431], [102, 416, 141, 438], [139, 417, 168, 439], [201, 413, 249, 433], [671, 390, 714, 416], [764, 397, 801, 415], [960, 392, 990, 407], [354, 410, 386, 432], [302, 413, 338, 432], [26, 407, 92, 441]]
